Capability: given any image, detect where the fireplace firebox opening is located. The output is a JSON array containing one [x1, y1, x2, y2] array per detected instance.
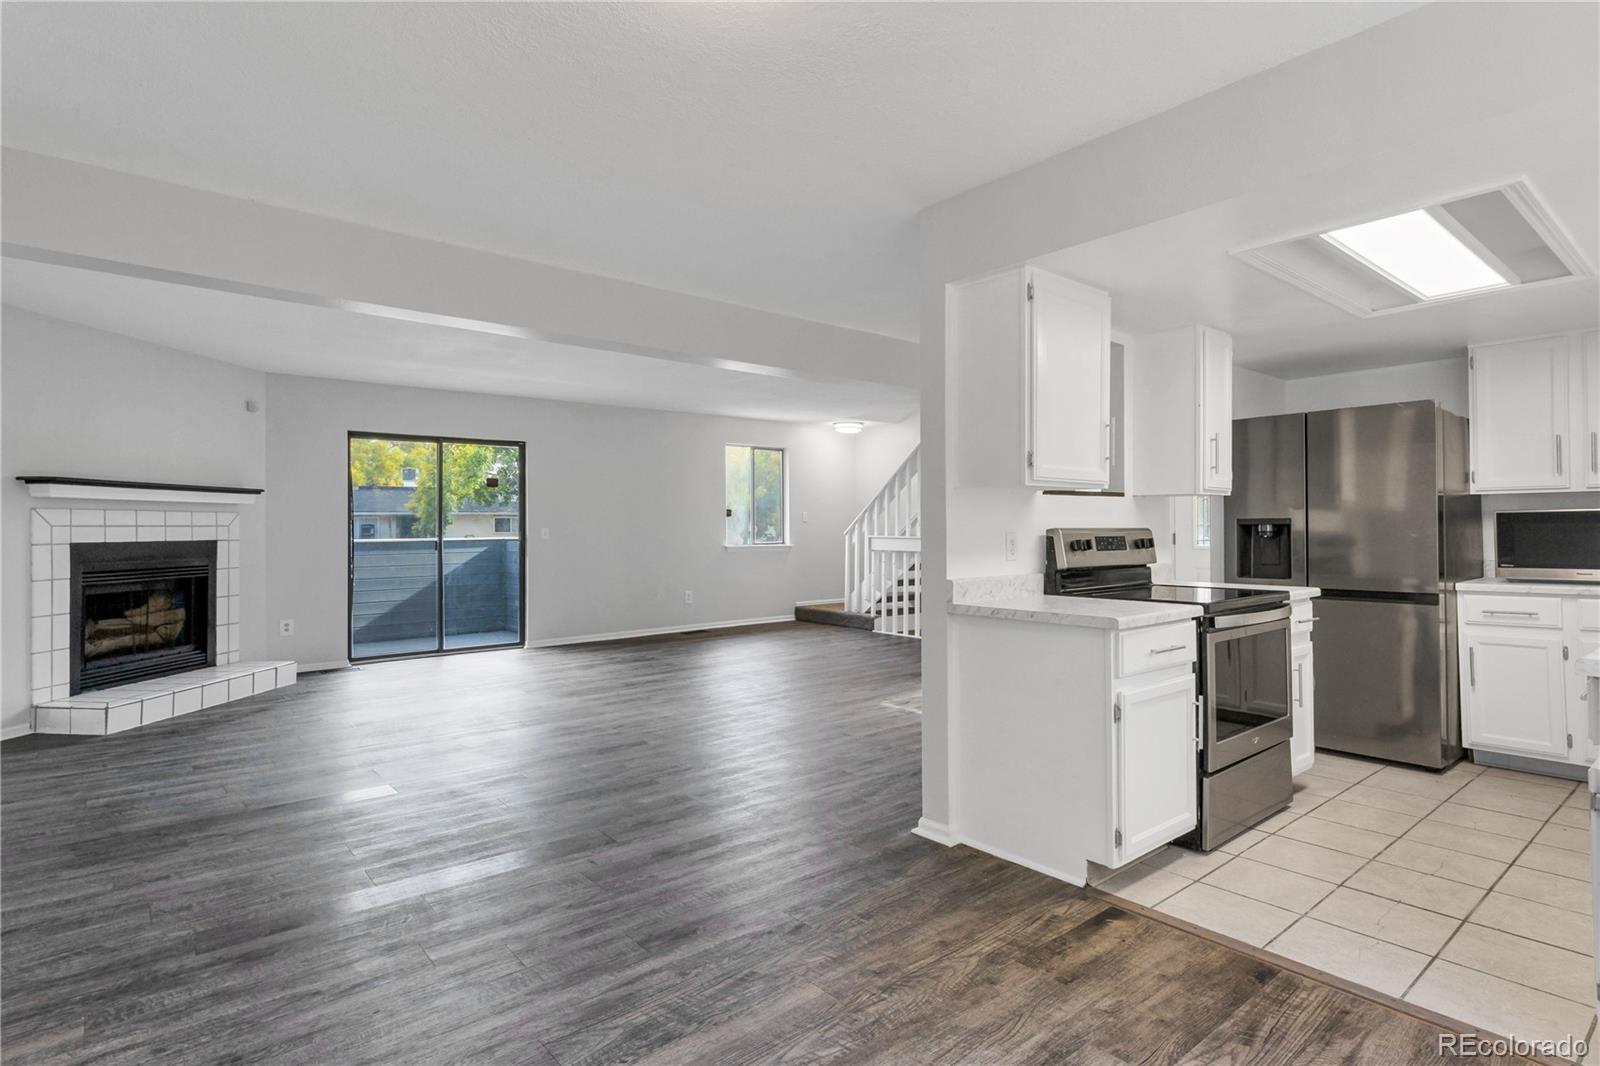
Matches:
[[70, 541, 217, 694]]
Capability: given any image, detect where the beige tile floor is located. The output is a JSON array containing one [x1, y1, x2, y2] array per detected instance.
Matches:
[[1096, 753, 1597, 1050]]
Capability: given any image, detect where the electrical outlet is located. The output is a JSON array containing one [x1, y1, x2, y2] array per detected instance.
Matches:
[[1004, 531, 1018, 561], [278, 619, 295, 636], [684, 590, 694, 605], [539, 527, 550, 540]]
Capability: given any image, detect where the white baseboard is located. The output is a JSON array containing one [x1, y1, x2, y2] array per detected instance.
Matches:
[[2, 723, 34, 742], [298, 660, 354, 673], [526, 615, 794, 649], [911, 817, 958, 847]]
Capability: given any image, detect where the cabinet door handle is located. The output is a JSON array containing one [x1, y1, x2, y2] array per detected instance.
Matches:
[[1149, 643, 1188, 655], [1468, 647, 1476, 688], [1103, 422, 1112, 465], [1555, 433, 1563, 476], [1483, 609, 1538, 617], [1294, 662, 1304, 707], [1591, 430, 1597, 474], [1209, 433, 1220, 473]]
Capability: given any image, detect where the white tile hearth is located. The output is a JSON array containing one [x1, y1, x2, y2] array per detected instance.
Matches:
[[29, 505, 242, 706], [34, 661, 296, 736]]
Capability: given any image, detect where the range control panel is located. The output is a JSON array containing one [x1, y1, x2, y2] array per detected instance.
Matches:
[[1046, 527, 1158, 569]]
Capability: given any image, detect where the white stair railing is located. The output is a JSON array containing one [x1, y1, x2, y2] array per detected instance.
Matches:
[[844, 447, 921, 638]]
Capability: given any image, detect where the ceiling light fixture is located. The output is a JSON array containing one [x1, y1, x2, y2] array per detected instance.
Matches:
[[1320, 209, 1509, 300], [831, 420, 865, 434]]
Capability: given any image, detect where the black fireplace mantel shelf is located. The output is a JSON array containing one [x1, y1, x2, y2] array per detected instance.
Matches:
[[18, 477, 264, 506]]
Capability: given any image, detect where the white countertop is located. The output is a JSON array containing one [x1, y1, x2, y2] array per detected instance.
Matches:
[[1169, 581, 1321, 601], [945, 573, 1317, 631], [948, 591, 1202, 631], [1579, 650, 1600, 680], [1458, 577, 1600, 598]]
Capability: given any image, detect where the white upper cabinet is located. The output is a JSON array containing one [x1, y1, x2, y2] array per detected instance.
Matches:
[[1029, 270, 1112, 486], [1468, 333, 1577, 492], [1124, 325, 1235, 496], [949, 266, 1111, 490], [1583, 329, 1600, 489]]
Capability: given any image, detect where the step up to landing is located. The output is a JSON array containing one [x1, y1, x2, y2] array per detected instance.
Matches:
[[794, 602, 876, 631], [34, 661, 297, 736]]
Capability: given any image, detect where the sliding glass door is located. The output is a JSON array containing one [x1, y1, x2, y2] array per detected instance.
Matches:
[[349, 434, 525, 661]]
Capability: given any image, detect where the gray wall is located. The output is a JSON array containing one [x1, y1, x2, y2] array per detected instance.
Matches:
[[264, 368, 863, 666], [1, 309, 269, 736]]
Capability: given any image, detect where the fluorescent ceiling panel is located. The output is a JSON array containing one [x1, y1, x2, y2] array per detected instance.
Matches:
[[1320, 210, 1507, 299]]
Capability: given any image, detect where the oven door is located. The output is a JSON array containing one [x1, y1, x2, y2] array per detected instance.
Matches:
[[1203, 607, 1293, 773]]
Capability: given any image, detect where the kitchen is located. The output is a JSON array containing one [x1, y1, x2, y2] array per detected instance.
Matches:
[[926, 174, 1600, 1043]]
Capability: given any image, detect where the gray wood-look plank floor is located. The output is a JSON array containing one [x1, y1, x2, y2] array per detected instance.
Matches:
[[2, 623, 1520, 1064]]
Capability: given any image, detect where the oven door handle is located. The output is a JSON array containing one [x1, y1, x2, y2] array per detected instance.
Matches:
[[1207, 604, 1292, 629]]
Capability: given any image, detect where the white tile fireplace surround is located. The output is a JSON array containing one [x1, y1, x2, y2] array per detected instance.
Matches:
[[27, 505, 294, 736]]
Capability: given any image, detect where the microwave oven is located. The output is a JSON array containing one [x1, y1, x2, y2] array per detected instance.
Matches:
[[1495, 509, 1600, 582]]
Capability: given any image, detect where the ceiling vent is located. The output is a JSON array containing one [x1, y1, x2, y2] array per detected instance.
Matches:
[[1234, 182, 1591, 318]]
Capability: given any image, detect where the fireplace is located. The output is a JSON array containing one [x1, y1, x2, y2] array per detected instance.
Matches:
[[71, 541, 216, 694]]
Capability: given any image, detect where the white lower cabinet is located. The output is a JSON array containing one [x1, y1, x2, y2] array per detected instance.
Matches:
[[950, 611, 1199, 885], [1290, 640, 1316, 776], [1460, 587, 1595, 767], [1114, 673, 1198, 860], [1463, 630, 1570, 759]]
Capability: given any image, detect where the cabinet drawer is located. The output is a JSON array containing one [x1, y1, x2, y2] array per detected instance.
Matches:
[[1460, 593, 1562, 629], [1576, 596, 1600, 633], [1117, 622, 1197, 678]]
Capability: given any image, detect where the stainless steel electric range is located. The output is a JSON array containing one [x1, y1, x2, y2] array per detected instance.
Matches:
[[1046, 527, 1294, 850]]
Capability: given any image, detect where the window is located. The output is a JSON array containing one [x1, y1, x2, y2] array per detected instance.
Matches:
[[1193, 496, 1212, 549], [724, 445, 785, 546], [358, 522, 376, 539], [494, 517, 514, 533]]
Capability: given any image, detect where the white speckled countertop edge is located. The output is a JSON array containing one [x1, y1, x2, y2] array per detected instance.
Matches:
[[1578, 651, 1600, 679], [1167, 581, 1321, 601], [947, 573, 1201, 631], [1457, 577, 1600, 598]]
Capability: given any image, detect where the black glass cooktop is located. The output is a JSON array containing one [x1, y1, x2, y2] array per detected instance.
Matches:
[[1084, 584, 1289, 614]]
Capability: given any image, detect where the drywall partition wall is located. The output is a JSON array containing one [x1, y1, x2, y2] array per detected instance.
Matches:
[[1233, 367, 1288, 419], [915, 3, 1598, 839], [852, 412, 920, 507], [265, 373, 859, 667], [0, 309, 269, 737], [1281, 358, 1467, 416]]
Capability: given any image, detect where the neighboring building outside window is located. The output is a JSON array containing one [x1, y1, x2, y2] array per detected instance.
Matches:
[[724, 445, 786, 546]]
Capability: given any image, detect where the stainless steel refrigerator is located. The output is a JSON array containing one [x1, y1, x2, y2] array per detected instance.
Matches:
[[1224, 402, 1483, 769]]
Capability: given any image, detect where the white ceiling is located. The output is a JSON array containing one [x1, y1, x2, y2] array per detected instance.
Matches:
[[0, 2, 1420, 340], [1034, 90, 1599, 378], [1, 258, 917, 424]]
